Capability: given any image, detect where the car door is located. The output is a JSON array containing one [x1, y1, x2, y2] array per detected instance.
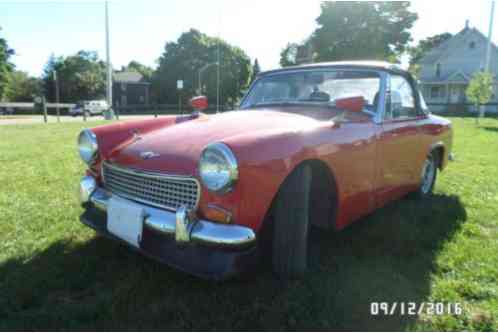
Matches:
[[375, 74, 425, 208]]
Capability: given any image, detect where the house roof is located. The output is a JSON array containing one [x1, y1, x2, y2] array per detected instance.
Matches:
[[419, 27, 498, 65], [113, 71, 149, 84], [422, 70, 472, 84]]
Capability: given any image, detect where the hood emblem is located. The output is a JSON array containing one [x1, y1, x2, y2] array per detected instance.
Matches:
[[140, 151, 160, 160]]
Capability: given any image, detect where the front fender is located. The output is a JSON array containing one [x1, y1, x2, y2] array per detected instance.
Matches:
[[217, 127, 324, 232]]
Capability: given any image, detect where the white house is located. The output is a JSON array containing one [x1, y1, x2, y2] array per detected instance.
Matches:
[[418, 21, 498, 111]]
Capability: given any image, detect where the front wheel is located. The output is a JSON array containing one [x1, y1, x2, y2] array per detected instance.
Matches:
[[272, 165, 312, 278], [415, 151, 438, 198]]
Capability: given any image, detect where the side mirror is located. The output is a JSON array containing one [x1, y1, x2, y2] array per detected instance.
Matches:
[[190, 96, 208, 111], [335, 96, 365, 113]]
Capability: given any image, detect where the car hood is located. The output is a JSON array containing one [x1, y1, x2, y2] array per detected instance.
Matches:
[[107, 109, 322, 174]]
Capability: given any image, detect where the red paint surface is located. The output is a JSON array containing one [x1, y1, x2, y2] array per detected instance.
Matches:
[[88, 107, 452, 233]]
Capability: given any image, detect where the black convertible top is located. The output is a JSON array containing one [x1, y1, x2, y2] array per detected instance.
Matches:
[[259, 61, 409, 78]]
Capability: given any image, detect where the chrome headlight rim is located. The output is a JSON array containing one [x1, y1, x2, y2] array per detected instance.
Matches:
[[78, 129, 98, 165], [199, 142, 238, 194]]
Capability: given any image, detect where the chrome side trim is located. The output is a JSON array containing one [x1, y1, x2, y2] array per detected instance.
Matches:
[[87, 186, 256, 249]]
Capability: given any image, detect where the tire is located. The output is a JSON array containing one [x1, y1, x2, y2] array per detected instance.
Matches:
[[272, 164, 312, 278], [415, 151, 438, 198]]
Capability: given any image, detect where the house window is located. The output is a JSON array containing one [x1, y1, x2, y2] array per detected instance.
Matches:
[[431, 86, 441, 98], [436, 63, 441, 78], [469, 41, 476, 49]]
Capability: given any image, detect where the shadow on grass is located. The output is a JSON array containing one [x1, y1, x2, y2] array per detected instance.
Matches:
[[0, 194, 466, 331], [481, 126, 498, 133]]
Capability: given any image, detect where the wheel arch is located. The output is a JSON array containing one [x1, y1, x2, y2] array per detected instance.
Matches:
[[261, 158, 339, 233], [428, 142, 445, 170]]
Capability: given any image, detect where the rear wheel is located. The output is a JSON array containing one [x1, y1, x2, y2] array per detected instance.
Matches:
[[272, 165, 312, 278], [415, 151, 438, 198]]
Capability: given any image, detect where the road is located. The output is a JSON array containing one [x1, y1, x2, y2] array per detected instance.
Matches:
[[0, 115, 161, 126]]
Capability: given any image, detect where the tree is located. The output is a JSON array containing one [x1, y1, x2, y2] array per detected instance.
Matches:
[[466, 72, 494, 124], [4, 70, 41, 102], [42, 51, 106, 103], [0, 27, 15, 100], [280, 43, 299, 67], [250, 58, 261, 83], [408, 33, 452, 69], [280, 2, 418, 65], [122, 60, 153, 81], [152, 29, 252, 108]]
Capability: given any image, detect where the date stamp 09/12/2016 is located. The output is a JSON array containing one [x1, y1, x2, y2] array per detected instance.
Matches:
[[370, 302, 463, 316]]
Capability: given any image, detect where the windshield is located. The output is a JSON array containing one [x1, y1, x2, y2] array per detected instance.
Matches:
[[240, 70, 381, 113]]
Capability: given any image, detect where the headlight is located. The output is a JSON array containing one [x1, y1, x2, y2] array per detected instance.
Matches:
[[78, 129, 98, 164], [199, 142, 238, 194]]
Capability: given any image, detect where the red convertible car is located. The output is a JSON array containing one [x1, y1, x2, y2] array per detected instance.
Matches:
[[78, 61, 453, 279]]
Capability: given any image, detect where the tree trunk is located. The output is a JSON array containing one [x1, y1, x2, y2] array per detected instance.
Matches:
[[476, 103, 480, 125]]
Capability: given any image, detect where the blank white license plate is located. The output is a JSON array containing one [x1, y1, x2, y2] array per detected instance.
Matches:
[[107, 196, 145, 248]]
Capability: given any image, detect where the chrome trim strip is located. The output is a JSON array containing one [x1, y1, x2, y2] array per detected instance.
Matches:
[[87, 186, 256, 249], [375, 71, 389, 124], [103, 161, 196, 180], [102, 162, 201, 212]]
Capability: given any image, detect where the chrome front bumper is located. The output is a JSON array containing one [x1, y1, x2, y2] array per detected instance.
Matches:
[[80, 176, 256, 249]]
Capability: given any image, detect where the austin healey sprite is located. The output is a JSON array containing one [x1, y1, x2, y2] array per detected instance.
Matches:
[[78, 61, 453, 279]]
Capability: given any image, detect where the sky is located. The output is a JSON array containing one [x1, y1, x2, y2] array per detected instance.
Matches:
[[0, 0, 497, 77]]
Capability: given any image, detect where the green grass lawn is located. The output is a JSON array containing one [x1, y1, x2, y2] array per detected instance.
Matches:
[[0, 118, 497, 331]]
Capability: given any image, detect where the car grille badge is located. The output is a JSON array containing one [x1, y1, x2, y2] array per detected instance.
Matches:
[[140, 151, 160, 160]]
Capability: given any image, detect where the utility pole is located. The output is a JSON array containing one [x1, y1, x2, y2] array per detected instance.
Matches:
[[485, 0, 495, 73], [216, 42, 220, 113], [42, 96, 48, 123], [105, 0, 114, 120], [53, 70, 60, 122], [216, 5, 221, 113], [481, 0, 496, 121], [198, 62, 217, 95]]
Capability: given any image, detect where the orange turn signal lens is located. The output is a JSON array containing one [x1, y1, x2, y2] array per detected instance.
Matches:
[[204, 204, 233, 224]]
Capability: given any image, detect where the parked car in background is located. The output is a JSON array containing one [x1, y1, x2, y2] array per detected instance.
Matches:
[[77, 61, 453, 280], [0, 107, 14, 115], [70, 100, 108, 117]]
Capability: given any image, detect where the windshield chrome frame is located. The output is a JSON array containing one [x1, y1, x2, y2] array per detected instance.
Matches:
[[239, 67, 388, 124]]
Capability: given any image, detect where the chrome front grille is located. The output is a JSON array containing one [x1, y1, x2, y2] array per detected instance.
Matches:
[[102, 162, 200, 211]]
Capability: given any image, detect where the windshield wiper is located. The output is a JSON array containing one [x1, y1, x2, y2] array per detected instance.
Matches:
[[242, 101, 300, 109]]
